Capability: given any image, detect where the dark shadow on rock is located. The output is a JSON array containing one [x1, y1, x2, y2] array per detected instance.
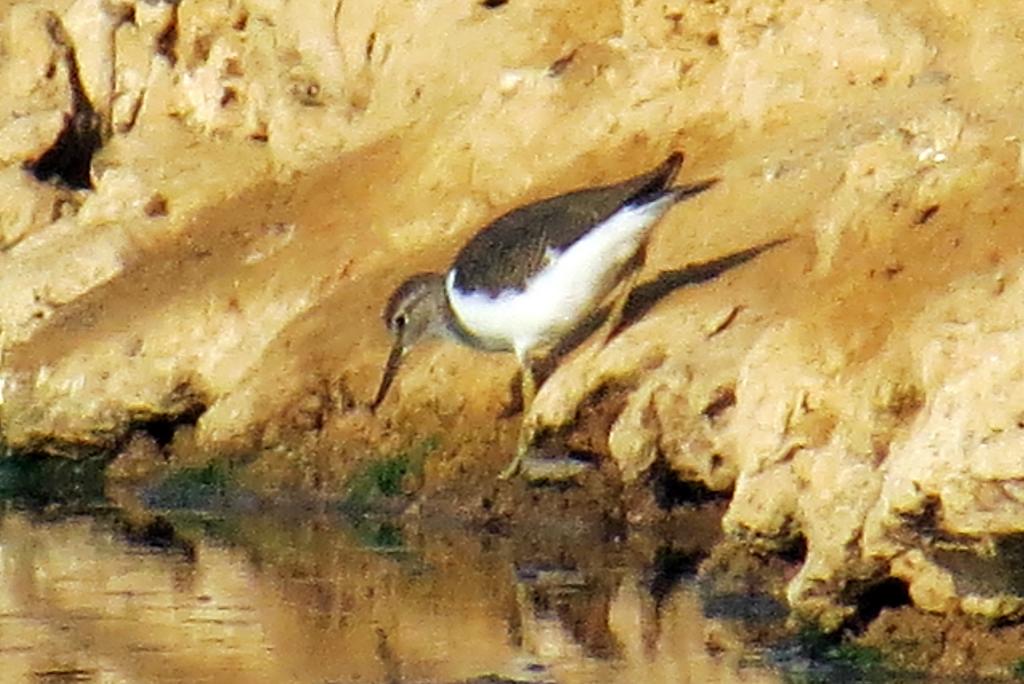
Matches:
[[647, 455, 729, 510], [847, 577, 911, 633], [124, 387, 209, 448], [614, 236, 792, 337]]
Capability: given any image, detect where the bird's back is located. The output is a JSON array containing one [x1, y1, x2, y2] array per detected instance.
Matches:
[[452, 153, 684, 296]]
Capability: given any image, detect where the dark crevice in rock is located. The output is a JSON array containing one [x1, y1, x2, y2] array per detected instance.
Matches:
[[26, 14, 104, 190], [992, 534, 1024, 593], [647, 454, 727, 510], [898, 495, 942, 543], [777, 533, 808, 564], [848, 577, 912, 633], [156, 3, 179, 65], [702, 385, 736, 422], [232, 8, 249, 31], [548, 50, 577, 77], [128, 399, 207, 448]]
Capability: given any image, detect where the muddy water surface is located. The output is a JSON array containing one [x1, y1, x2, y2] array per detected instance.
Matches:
[[0, 504, 786, 684]]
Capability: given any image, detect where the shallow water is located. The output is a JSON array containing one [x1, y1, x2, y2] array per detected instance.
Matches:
[[0, 503, 787, 684]]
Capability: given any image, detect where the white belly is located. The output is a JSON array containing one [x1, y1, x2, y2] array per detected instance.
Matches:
[[445, 196, 676, 361]]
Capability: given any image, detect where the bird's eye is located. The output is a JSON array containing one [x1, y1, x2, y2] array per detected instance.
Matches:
[[394, 314, 407, 329]]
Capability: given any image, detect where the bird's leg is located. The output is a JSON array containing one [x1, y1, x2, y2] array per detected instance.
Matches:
[[600, 245, 646, 344], [499, 368, 525, 418], [519, 356, 538, 412], [601, 257, 644, 344], [499, 356, 537, 479]]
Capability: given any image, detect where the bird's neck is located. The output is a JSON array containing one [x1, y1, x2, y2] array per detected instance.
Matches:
[[416, 279, 479, 348], [441, 300, 481, 348]]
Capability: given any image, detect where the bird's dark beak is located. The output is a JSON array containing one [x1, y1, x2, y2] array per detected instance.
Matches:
[[371, 338, 405, 412]]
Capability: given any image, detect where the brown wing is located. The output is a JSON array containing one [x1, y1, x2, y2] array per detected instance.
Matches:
[[451, 152, 684, 296]]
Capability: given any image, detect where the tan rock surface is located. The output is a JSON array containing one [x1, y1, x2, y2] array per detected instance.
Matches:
[[4, 0, 1024, 629]]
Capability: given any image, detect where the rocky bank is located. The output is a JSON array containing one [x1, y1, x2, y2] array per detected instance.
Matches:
[[4, 0, 1024, 659]]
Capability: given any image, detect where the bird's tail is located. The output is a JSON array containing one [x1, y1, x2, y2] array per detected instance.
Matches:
[[627, 175, 719, 210], [653, 151, 685, 185], [634, 151, 685, 199], [626, 151, 719, 208], [667, 176, 720, 203]]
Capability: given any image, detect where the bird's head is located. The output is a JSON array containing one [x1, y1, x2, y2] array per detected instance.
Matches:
[[371, 273, 449, 411]]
